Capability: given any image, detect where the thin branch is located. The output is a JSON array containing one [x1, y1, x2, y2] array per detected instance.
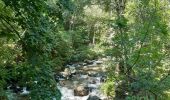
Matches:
[[0, 16, 22, 40], [157, 70, 170, 85], [0, 16, 27, 51], [130, 26, 149, 68], [0, 18, 13, 32]]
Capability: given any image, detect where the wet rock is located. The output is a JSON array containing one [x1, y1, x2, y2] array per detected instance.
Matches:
[[88, 71, 98, 77], [82, 63, 87, 66], [73, 81, 79, 86], [102, 57, 108, 61], [77, 70, 87, 75], [88, 86, 96, 92], [77, 64, 81, 67], [100, 76, 107, 82], [84, 60, 94, 65], [55, 74, 65, 82], [83, 66, 88, 69], [88, 84, 98, 89], [87, 95, 101, 100], [101, 65, 107, 72], [60, 68, 71, 79], [79, 62, 87, 66], [59, 80, 66, 86], [88, 77, 98, 84], [69, 64, 80, 68], [74, 85, 89, 96], [69, 66, 76, 74], [90, 79, 96, 84], [96, 77, 102, 83], [80, 75, 89, 79], [66, 64, 72, 68], [8, 85, 22, 93], [20, 87, 30, 95], [95, 60, 103, 64], [88, 63, 97, 67]]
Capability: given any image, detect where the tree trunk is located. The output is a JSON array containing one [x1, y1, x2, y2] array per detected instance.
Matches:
[[92, 32, 95, 45], [113, 0, 128, 99]]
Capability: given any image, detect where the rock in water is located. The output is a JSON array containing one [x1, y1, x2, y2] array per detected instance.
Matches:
[[74, 85, 89, 96], [55, 74, 65, 82], [9, 85, 22, 93], [69, 66, 76, 74], [95, 60, 103, 64], [60, 68, 71, 79], [100, 76, 107, 82], [87, 95, 101, 100], [80, 75, 89, 79], [84, 60, 93, 65], [20, 87, 30, 95], [82, 63, 87, 66]]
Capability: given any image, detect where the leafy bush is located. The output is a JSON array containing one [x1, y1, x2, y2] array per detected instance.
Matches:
[[101, 81, 115, 98], [70, 46, 98, 62]]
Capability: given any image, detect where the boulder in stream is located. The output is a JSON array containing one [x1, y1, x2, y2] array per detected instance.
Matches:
[[60, 68, 71, 79], [74, 85, 89, 96], [87, 95, 101, 100], [69, 66, 76, 74], [84, 60, 94, 65], [95, 60, 103, 64], [20, 87, 30, 95]]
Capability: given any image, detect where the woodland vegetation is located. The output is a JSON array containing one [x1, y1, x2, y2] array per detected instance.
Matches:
[[0, 0, 170, 100]]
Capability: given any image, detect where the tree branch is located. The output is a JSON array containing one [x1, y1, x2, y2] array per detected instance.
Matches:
[[0, 16, 22, 40]]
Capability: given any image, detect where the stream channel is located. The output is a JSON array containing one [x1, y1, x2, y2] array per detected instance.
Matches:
[[56, 58, 110, 100]]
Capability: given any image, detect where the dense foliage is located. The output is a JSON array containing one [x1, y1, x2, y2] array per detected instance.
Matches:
[[0, 0, 170, 100]]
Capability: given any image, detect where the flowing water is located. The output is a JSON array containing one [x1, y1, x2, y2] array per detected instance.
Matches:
[[57, 59, 109, 100]]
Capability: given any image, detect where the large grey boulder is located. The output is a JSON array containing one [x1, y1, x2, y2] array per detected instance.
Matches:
[[74, 85, 89, 96]]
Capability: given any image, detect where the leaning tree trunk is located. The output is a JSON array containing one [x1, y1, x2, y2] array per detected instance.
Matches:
[[113, 0, 129, 99]]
